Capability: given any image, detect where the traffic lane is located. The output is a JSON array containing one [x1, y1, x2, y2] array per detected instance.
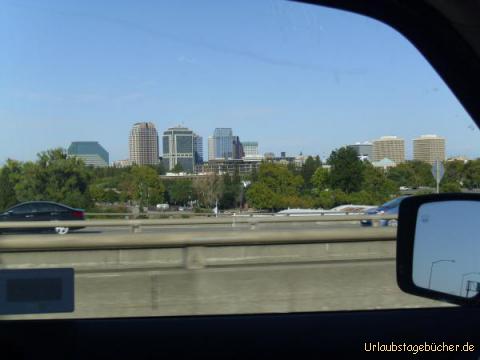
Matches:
[[0, 259, 446, 320], [73, 221, 361, 235], [0, 222, 362, 236]]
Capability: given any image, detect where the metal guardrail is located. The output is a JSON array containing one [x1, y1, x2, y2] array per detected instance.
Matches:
[[86, 211, 379, 218], [0, 227, 396, 251], [85, 212, 214, 218], [0, 214, 397, 232]]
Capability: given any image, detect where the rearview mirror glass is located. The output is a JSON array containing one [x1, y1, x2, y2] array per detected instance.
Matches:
[[397, 194, 480, 305], [413, 201, 480, 298]]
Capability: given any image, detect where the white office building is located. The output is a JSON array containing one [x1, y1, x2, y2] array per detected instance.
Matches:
[[129, 122, 159, 165]]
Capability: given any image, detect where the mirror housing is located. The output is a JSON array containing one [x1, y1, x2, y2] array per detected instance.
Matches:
[[397, 193, 480, 306]]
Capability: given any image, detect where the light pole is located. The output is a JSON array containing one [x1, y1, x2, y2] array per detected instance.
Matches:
[[460, 272, 480, 296], [428, 259, 455, 289]]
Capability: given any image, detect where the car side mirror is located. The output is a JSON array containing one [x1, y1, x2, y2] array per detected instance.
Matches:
[[397, 193, 480, 305]]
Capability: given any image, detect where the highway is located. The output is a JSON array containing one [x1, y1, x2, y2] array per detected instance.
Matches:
[[1, 221, 361, 236], [1, 220, 446, 321]]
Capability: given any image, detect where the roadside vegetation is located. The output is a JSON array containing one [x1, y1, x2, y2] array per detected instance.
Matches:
[[0, 147, 476, 212]]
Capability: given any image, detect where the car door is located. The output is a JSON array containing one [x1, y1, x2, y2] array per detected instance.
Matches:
[[39, 203, 69, 221], [32, 203, 58, 221], [54, 204, 74, 220]]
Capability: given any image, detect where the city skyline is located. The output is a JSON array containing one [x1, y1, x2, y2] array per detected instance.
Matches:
[[1, 121, 474, 164], [1, 1, 479, 163], [0, 119, 467, 165], [25, 126, 455, 167]]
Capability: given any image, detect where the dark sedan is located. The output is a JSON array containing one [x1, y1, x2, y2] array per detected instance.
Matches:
[[0, 201, 85, 234], [360, 196, 410, 227]]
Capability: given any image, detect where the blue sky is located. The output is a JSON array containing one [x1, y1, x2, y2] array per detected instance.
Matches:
[[0, 0, 478, 163]]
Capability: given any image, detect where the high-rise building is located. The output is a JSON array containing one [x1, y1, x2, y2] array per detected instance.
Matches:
[[67, 141, 109, 167], [129, 122, 159, 165], [208, 128, 243, 160], [213, 128, 234, 159], [233, 136, 244, 159], [208, 137, 216, 161], [413, 135, 446, 165], [242, 142, 259, 157], [242, 141, 263, 162], [162, 126, 194, 172], [348, 142, 373, 161], [372, 136, 405, 164], [193, 133, 203, 165]]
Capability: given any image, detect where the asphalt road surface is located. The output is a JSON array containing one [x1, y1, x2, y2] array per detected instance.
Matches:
[[1, 221, 362, 236]]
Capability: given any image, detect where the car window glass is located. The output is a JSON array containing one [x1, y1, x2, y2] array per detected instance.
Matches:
[[10, 204, 35, 214], [0, 0, 476, 320], [382, 197, 405, 209], [35, 203, 62, 212]]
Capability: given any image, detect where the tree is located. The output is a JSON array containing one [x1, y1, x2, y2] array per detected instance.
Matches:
[[166, 179, 193, 206], [128, 166, 165, 207], [346, 190, 378, 206], [103, 189, 120, 203], [192, 174, 224, 208], [257, 163, 303, 196], [440, 182, 462, 192], [172, 163, 184, 173], [249, 167, 259, 182], [219, 173, 235, 209], [219, 169, 243, 209], [0, 167, 18, 211], [327, 147, 364, 193], [245, 183, 276, 210], [313, 189, 348, 209], [409, 160, 435, 188], [245, 163, 304, 210], [301, 156, 322, 189], [14, 148, 93, 209], [387, 161, 434, 189], [149, 163, 166, 175], [386, 163, 411, 188], [311, 167, 329, 193], [90, 165, 134, 203], [443, 160, 465, 188], [278, 194, 315, 209], [287, 162, 300, 176], [463, 159, 480, 189], [361, 163, 398, 203], [89, 184, 120, 204]]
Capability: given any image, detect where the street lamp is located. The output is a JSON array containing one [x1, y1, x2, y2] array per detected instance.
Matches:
[[428, 259, 456, 289], [460, 272, 480, 296]]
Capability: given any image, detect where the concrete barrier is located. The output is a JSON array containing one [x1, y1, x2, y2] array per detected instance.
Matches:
[[0, 229, 447, 320]]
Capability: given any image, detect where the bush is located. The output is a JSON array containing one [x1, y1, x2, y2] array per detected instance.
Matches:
[[313, 189, 349, 209], [347, 191, 381, 206], [440, 182, 462, 193], [90, 205, 128, 213]]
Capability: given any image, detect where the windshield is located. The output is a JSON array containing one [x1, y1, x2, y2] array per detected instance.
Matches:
[[1, 0, 477, 320], [381, 197, 408, 210]]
